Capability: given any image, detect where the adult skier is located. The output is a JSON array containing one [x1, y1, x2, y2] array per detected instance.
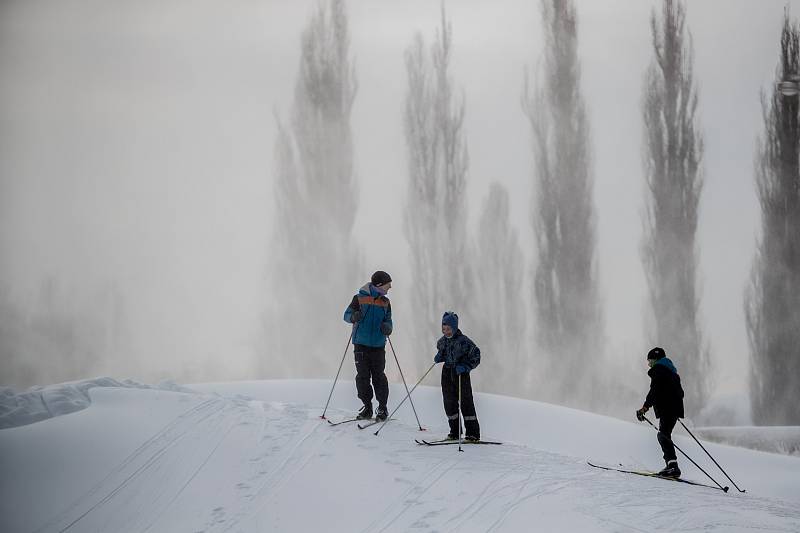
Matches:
[[343, 271, 393, 421], [434, 311, 481, 441], [636, 346, 685, 477]]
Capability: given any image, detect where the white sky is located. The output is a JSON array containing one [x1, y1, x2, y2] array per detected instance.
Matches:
[[0, 0, 795, 397]]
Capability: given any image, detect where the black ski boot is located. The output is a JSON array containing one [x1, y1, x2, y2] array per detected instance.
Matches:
[[658, 460, 681, 478], [446, 433, 459, 440], [375, 405, 388, 421], [464, 435, 480, 442], [356, 404, 373, 420]]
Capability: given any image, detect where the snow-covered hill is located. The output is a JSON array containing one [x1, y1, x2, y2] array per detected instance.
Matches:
[[1, 379, 798, 532]]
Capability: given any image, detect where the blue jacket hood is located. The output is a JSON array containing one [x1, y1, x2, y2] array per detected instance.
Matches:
[[359, 283, 381, 298], [655, 357, 678, 374]]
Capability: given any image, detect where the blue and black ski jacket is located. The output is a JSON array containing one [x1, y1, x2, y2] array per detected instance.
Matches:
[[434, 330, 481, 372], [343, 283, 392, 348]]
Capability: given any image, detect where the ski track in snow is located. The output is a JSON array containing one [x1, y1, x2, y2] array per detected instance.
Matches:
[[40, 397, 240, 533], [219, 403, 326, 532], [4, 387, 800, 533]]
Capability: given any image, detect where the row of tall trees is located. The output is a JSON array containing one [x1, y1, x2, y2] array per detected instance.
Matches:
[[269, 0, 798, 424], [401, 0, 712, 414]]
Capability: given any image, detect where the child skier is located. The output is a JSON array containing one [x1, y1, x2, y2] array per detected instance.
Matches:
[[343, 271, 393, 421], [636, 346, 685, 477], [433, 311, 481, 441]]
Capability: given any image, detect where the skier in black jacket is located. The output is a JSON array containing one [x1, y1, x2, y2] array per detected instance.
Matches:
[[434, 311, 481, 441], [636, 346, 685, 478]]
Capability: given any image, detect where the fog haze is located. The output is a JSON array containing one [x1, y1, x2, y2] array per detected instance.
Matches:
[[1, 0, 792, 422]]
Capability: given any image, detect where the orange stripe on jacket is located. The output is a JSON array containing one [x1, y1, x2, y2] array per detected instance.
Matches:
[[357, 296, 390, 308]]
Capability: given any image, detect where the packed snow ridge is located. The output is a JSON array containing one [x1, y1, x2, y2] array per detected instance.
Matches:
[[0, 377, 193, 429], [0, 379, 798, 532]]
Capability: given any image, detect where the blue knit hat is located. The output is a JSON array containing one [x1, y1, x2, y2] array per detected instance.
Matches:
[[442, 311, 459, 331]]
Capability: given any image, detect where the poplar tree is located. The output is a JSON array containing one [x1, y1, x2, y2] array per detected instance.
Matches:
[[268, 0, 360, 377], [746, 12, 800, 425], [523, 0, 602, 403], [404, 8, 472, 375], [642, 0, 709, 416]]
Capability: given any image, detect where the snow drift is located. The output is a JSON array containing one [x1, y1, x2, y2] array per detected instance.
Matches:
[[0, 377, 193, 430]]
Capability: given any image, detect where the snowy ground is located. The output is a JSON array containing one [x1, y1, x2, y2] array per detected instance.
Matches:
[[1, 379, 799, 532]]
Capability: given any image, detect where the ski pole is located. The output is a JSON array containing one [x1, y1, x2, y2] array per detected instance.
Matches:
[[320, 331, 353, 420], [642, 415, 729, 492], [458, 373, 463, 452], [375, 362, 437, 436], [678, 419, 746, 493], [388, 337, 425, 431]]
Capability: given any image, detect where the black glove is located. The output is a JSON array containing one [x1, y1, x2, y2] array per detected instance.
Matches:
[[350, 310, 363, 323], [636, 406, 648, 421], [380, 322, 392, 336]]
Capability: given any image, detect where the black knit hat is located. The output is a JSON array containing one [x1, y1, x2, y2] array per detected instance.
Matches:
[[647, 347, 666, 360], [371, 270, 392, 286]]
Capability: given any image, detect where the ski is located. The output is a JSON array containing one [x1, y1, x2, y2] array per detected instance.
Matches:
[[587, 461, 729, 492], [357, 418, 394, 430], [327, 417, 365, 426], [415, 439, 502, 446]]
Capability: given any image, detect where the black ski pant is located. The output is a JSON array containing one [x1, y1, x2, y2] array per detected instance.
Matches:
[[441, 366, 480, 439], [354, 344, 388, 408], [657, 415, 678, 463]]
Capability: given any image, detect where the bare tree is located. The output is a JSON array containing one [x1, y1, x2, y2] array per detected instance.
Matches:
[[746, 12, 800, 426], [522, 0, 603, 405], [267, 0, 360, 378], [403, 7, 472, 375], [472, 183, 526, 396], [641, 0, 708, 417]]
